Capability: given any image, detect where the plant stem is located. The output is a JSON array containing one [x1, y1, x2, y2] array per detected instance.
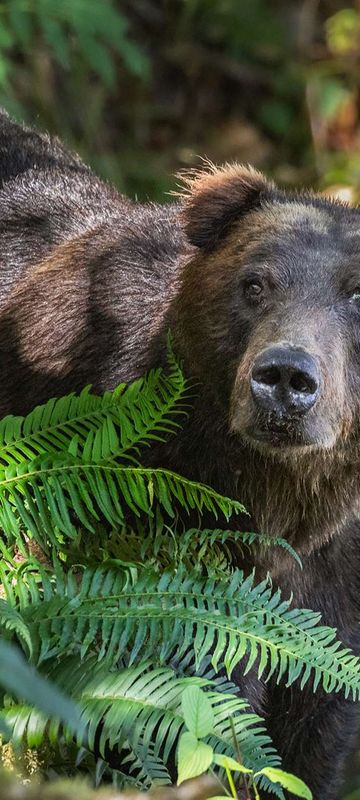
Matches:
[[225, 766, 238, 800], [229, 716, 251, 800]]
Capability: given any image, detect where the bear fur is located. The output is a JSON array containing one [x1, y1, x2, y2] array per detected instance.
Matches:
[[0, 110, 359, 798]]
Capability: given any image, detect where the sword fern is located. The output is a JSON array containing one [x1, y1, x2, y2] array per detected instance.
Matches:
[[0, 349, 357, 796]]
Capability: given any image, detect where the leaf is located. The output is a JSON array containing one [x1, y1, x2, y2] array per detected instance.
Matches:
[[256, 767, 312, 799], [8, 3, 33, 47], [0, 342, 187, 468], [0, 640, 84, 738], [19, 565, 360, 701], [0, 716, 10, 737], [213, 753, 253, 774], [181, 685, 214, 738], [177, 731, 213, 784], [0, 460, 246, 551], [2, 655, 277, 786], [0, 348, 204, 552], [39, 14, 70, 68], [80, 35, 116, 87], [326, 9, 360, 55], [0, 598, 32, 656], [320, 79, 351, 123]]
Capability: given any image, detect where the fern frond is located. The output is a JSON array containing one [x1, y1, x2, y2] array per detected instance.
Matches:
[[0, 639, 83, 739], [0, 458, 246, 550], [10, 565, 360, 699], [1, 703, 170, 788], [2, 658, 278, 784], [170, 528, 301, 570], [113, 340, 189, 459], [0, 599, 32, 655], [0, 385, 125, 466], [79, 524, 301, 576], [0, 343, 188, 468]]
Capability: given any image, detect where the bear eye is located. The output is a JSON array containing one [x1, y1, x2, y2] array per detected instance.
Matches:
[[244, 280, 263, 302], [350, 289, 360, 307]]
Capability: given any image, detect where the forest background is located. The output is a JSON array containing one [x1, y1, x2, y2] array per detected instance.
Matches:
[[1, 0, 359, 202]]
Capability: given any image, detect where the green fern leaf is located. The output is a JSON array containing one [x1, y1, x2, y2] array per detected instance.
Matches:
[[2, 657, 278, 783], [71, 522, 300, 578], [0, 458, 246, 549], [0, 599, 32, 655], [0, 343, 188, 468], [10, 565, 360, 699]]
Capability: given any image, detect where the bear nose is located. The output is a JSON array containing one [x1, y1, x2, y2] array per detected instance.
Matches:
[[250, 346, 320, 417]]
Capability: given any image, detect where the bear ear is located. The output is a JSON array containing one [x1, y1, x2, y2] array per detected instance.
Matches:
[[179, 163, 274, 250]]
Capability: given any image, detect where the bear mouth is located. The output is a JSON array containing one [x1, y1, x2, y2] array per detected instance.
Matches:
[[250, 428, 304, 446], [244, 420, 312, 449]]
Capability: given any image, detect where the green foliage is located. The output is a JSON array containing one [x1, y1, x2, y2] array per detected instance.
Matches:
[[258, 769, 312, 800], [181, 684, 214, 739], [73, 524, 301, 577], [2, 564, 359, 700], [0, 344, 236, 552], [0, 352, 358, 796], [177, 686, 312, 798], [0, 0, 357, 201], [0, 458, 246, 551], [325, 9, 360, 56], [177, 732, 213, 785], [0, 0, 149, 88], [0, 639, 82, 737], [1, 658, 278, 788], [0, 343, 187, 467]]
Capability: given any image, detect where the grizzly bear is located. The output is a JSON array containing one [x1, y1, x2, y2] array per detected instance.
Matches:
[[0, 109, 360, 799]]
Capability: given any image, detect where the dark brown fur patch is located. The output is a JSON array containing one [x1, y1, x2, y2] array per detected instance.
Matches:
[[178, 162, 274, 250], [3, 232, 94, 374]]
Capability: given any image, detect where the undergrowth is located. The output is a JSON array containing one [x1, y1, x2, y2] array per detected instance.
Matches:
[[0, 343, 358, 799]]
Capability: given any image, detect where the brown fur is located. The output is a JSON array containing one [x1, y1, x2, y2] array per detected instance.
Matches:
[[171, 186, 360, 562], [178, 161, 274, 249], [0, 110, 360, 797]]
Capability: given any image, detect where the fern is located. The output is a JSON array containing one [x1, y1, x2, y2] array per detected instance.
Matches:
[[0, 598, 32, 655], [78, 524, 301, 575], [0, 341, 187, 467], [4, 565, 360, 700], [0, 638, 82, 737], [160, 527, 301, 571], [1, 658, 279, 787], [0, 351, 357, 795], [0, 458, 246, 551], [0, 345, 248, 553], [0, 0, 149, 89]]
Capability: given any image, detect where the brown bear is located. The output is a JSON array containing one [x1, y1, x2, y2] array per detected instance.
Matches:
[[0, 109, 359, 798]]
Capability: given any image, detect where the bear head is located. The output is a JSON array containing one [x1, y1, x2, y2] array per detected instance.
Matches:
[[176, 163, 360, 466]]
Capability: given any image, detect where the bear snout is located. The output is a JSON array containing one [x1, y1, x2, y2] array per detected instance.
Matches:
[[250, 346, 321, 418]]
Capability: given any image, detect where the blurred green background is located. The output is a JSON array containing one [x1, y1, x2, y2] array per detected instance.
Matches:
[[1, 0, 360, 202], [1, 0, 360, 796]]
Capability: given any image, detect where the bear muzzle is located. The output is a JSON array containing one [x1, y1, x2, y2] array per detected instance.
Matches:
[[250, 346, 321, 418], [228, 343, 333, 451]]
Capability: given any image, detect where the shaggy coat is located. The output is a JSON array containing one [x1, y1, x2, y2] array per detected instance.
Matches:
[[0, 110, 360, 798]]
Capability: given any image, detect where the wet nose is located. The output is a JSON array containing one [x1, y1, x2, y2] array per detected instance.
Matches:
[[250, 346, 320, 416]]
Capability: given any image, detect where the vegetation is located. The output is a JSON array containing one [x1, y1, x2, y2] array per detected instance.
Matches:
[[0, 350, 359, 798], [0, 1, 359, 796], [0, 1, 359, 199]]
